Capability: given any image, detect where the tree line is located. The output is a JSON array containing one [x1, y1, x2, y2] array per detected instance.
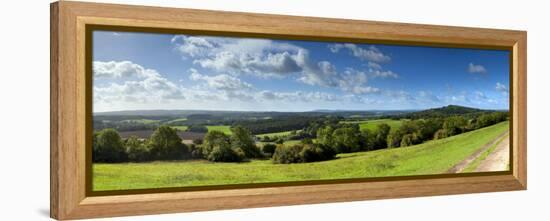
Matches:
[[93, 112, 508, 164]]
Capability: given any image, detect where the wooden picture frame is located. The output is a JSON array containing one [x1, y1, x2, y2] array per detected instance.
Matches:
[[50, 1, 527, 220]]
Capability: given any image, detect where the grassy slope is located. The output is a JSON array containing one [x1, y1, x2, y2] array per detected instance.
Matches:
[[93, 121, 508, 191]]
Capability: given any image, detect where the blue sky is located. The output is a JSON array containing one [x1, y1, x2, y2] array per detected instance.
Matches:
[[92, 31, 510, 112]]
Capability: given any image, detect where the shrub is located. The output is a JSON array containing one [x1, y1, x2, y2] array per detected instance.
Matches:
[[125, 136, 150, 162], [192, 138, 203, 145], [202, 130, 245, 162], [400, 134, 414, 147], [206, 144, 245, 162], [93, 128, 128, 163], [188, 144, 204, 159], [300, 143, 336, 162], [261, 143, 277, 157], [433, 129, 449, 140], [272, 144, 303, 164], [147, 126, 188, 160]]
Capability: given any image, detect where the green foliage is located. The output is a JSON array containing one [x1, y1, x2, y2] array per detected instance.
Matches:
[[272, 144, 304, 164], [262, 143, 277, 157], [434, 129, 449, 140], [147, 126, 188, 160], [202, 130, 245, 162], [93, 129, 127, 163], [207, 143, 245, 162], [125, 136, 150, 162], [443, 116, 467, 136], [230, 126, 262, 158], [316, 125, 335, 147], [300, 143, 336, 162], [400, 134, 414, 147], [188, 125, 208, 133], [332, 126, 361, 153], [373, 123, 391, 149]]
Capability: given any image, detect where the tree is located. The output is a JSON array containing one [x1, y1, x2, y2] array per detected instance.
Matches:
[[147, 126, 188, 160], [125, 136, 150, 162], [316, 125, 335, 147], [202, 130, 244, 162], [188, 125, 208, 133], [230, 125, 261, 158], [373, 123, 391, 149], [443, 116, 467, 136], [332, 127, 361, 153], [93, 128, 127, 162]]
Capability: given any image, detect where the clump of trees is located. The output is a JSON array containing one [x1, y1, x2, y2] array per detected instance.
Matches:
[[388, 112, 508, 148], [93, 126, 188, 163], [272, 143, 336, 164]]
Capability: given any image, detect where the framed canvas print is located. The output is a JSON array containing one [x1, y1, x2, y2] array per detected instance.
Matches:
[[50, 1, 527, 220]]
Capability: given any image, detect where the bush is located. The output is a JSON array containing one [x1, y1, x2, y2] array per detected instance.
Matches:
[[188, 144, 204, 159], [433, 129, 449, 140], [93, 128, 128, 163], [147, 126, 188, 160], [300, 143, 336, 162], [206, 144, 245, 162], [272, 144, 303, 164], [400, 134, 414, 147], [373, 123, 391, 149], [125, 136, 150, 162], [262, 143, 277, 157], [202, 130, 245, 162]]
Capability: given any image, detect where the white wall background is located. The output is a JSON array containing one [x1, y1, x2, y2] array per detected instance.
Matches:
[[0, 0, 548, 220]]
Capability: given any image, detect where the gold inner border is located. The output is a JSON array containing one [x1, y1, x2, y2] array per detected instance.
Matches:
[[85, 23, 514, 197]]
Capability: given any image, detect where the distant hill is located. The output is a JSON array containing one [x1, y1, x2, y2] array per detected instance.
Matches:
[[394, 105, 491, 119]]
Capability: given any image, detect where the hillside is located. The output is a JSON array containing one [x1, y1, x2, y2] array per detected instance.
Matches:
[[392, 105, 494, 119]]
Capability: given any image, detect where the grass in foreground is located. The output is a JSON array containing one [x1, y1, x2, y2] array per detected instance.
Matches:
[[93, 121, 508, 191]]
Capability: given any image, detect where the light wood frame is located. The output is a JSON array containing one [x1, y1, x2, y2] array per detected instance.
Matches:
[[50, 1, 527, 220]]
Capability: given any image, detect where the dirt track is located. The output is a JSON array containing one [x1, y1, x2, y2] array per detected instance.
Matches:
[[447, 132, 509, 173], [475, 135, 510, 172]]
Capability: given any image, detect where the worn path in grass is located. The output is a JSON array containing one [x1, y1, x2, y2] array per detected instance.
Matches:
[[475, 134, 510, 172], [447, 131, 509, 173]]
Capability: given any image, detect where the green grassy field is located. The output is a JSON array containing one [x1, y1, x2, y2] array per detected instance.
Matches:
[[166, 118, 187, 124], [206, 125, 232, 135], [342, 119, 404, 132], [122, 119, 160, 124], [170, 126, 189, 131], [93, 121, 508, 191]]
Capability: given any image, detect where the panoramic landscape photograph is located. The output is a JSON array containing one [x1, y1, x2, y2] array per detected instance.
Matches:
[[91, 30, 510, 191]]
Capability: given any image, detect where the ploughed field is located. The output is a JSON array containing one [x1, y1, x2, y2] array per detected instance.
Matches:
[[93, 121, 509, 191]]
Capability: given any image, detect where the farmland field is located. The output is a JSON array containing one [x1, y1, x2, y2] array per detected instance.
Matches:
[[93, 121, 508, 191], [170, 125, 189, 131], [206, 125, 232, 135], [342, 119, 404, 132]]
